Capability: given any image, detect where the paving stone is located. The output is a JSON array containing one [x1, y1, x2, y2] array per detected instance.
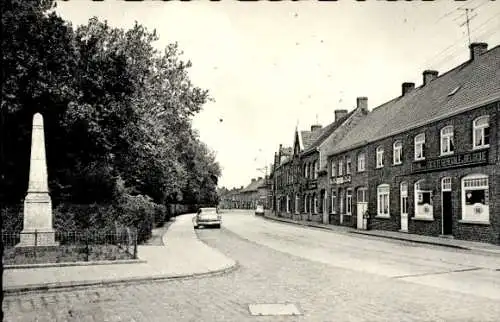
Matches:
[[4, 224, 500, 322]]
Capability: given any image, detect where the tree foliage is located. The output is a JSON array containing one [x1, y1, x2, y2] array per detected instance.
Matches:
[[1, 0, 221, 229]]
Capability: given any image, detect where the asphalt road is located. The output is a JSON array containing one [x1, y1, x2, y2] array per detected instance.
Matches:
[[3, 211, 500, 322]]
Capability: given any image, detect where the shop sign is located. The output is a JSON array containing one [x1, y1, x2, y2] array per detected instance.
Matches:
[[330, 175, 352, 185], [411, 150, 488, 174]]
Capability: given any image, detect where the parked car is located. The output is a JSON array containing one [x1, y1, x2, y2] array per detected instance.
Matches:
[[193, 207, 221, 229], [255, 205, 265, 216]]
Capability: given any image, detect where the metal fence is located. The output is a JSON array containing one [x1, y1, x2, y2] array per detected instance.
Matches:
[[2, 228, 138, 265]]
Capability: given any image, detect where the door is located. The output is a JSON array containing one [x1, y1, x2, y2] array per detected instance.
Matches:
[[442, 177, 452, 235], [356, 188, 368, 229], [400, 182, 408, 232]]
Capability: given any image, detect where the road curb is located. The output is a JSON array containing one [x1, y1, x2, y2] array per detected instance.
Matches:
[[3, 261, 240, 295], [4, 259, 147, 270], [348, 231, 469, 250], [262, 214, 487, 251]]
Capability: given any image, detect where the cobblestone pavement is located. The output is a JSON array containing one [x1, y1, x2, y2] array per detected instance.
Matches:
[[4, 215, 500, 322]]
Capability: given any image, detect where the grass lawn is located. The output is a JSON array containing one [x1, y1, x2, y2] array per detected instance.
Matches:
[[3, 244, 134, 265]]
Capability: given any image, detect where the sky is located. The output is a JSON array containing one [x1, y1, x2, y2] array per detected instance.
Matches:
[[55, 0, 500, 190]]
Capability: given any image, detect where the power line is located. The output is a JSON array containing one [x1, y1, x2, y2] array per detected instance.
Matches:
[[423, 11, 499, 68]]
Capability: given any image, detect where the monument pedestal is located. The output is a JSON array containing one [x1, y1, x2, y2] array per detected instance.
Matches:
[[16, 192, 58, 247]]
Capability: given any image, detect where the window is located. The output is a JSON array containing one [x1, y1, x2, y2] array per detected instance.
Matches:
[[330, 190, 337, 213], [286, 195, 290, 213], [442, 177, 452, 191], [346, 189, 352, 215], [393, 141, 402, 165], [440, 126, 454, 155], [331, 160, 336, 177], [339, 189, 344, 214], [313, 161, 318, 179], [473, 116, 490, 149], [357, 188, 367, 203], [414, 133, 425, 160], [304, 164, 308, 178], [346, 157, 352, 175], [461, 174, 489, 223], [309, 163, 313, 179], [313, 194, 318, 213], [414, 180, 433, 219], [376, 146, 384, 168], [377, 184, 390, 217], [338, 160, 343, 176], [295, 195, 299, 214], [303, 194, 307, 213], [357, 153, 365, 172], [400, 182, 408, 215]]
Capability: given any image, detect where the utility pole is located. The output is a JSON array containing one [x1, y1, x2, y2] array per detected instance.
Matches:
[[459, 8, 477, 47]]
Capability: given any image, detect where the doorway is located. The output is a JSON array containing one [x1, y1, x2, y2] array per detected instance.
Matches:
[[442, 177, 453, 235], [356, 188, 368, 229]]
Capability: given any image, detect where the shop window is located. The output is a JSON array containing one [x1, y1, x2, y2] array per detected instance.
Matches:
[[393, 141, 402, 165], [414, 180, 433, 219], [415, 133, 425, 160], [440, 126, 454, 155], [377, 184, 390, 217], [357, 152, 365, 172], [461, 174, 489, 223], [473, 116, 490, 149]]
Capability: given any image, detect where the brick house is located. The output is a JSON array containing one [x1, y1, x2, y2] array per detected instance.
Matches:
[[272, 103, 364, 222], [239, 177, 267, 210], [327, 42, 500, 244]]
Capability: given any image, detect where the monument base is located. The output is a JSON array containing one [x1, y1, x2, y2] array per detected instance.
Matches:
[[16, 229, 59, 247]]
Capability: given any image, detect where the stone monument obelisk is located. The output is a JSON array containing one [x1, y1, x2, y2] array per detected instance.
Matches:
[[17, 113, 58, 247]]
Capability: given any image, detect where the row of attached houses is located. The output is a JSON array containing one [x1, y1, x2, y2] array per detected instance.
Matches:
[[269, 42, 500, 245], [219, 177, 270, 210]]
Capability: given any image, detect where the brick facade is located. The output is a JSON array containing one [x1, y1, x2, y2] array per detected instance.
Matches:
[[329, 102, 499, 244]]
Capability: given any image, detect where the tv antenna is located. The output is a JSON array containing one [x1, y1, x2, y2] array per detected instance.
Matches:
[[459, 8, 478, 46]]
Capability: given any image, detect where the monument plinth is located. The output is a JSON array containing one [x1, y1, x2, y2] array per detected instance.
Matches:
[[17, 113, 58, 247]]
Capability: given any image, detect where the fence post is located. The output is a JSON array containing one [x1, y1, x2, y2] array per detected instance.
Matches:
[[133, 229, 138, 259], [85, 232, 90, 262], [34, 230, 38, 263]]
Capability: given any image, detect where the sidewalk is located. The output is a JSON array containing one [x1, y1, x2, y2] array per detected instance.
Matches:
[[263, 212, 500, 255], [3, 214, 238, 294]]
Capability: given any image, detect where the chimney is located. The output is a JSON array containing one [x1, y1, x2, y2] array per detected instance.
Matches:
[[423, 70, 438, 86], [240, 186, 243, 190], [356, 97, 368, 112], [402, 82, 415, 96], [258, 177, 262, 180], [469, 42, 487, 60], [251, 178, 256, 182], [311, 125, 322, 132], [334, 109, 348, 122]]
